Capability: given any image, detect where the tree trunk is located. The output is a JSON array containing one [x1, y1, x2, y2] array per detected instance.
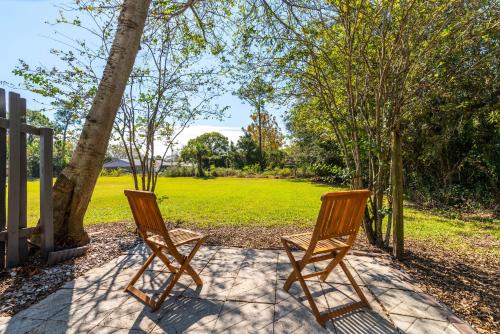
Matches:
[[197, 154, 204, 177], [38, 0, 151, 246], [257, 104, 264, 171], [391, 128, 404, 259], [60, 121, 69, 170]]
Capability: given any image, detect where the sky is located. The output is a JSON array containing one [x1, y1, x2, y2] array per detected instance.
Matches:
[[0, 0, 286, 147]]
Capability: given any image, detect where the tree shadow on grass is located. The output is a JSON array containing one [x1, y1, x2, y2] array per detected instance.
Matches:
[[192, 176, 216, 180]]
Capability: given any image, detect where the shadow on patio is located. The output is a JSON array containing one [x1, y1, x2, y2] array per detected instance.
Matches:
[[0, 245, 472, 333]]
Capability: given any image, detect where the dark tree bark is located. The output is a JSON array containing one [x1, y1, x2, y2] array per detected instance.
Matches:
[[37, 0, 152, 246], [391, 127, 404, 259]]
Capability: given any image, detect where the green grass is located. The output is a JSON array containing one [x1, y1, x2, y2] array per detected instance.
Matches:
[[26, 176, 499, 254]]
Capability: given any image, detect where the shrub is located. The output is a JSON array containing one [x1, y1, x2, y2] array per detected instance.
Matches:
[[277, 167, 292, 178], [160, 166, 196, 177], [242, 164, 261, 175], [311, 163, 349, 184], [210, 167, 242, 177], [296, 165, 315, 178], [261, 167, 293, 178], [101, 168, 128, 177]]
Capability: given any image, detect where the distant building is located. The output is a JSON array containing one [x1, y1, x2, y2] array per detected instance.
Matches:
[[103, 156, 190, 172]]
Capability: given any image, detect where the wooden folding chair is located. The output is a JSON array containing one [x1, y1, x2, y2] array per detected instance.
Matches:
[[124, 190, 206, 311], [281, 189, 371, 326]]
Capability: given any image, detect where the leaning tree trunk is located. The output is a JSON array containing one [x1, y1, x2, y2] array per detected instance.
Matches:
[[36, 0, 151, 246]]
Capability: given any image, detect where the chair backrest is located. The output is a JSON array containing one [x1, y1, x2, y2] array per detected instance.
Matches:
[[124, 190, 169, 238], [312, 190, 370, 244]]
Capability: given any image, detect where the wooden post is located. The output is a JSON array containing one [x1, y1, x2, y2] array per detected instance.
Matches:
[[19, 98, 28, 262], [40, 128, 54, 257], [7, 92, 21, 268], [0, 89, 6, 269]]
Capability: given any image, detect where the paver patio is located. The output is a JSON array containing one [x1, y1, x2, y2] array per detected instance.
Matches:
[[0, 245, 475, 333]]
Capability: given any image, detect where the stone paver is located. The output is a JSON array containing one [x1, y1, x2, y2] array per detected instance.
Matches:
[[0, 246, 475, 334]]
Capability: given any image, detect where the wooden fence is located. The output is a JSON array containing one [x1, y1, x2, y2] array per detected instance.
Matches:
[[0, 88, 54, 269]]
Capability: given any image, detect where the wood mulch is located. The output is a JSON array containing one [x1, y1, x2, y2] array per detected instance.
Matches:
[[1, 221, 498, 334], [392, 239, 499, 334], [0, 223, 140, 317]]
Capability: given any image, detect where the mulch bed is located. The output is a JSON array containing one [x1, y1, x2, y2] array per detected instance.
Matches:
[[1, 221, 498, 334], [392, 239, 499, 334], [0, 223, 141, 317]]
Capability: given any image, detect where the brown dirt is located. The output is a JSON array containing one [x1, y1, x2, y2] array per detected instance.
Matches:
[[1, 221, 497, 334]]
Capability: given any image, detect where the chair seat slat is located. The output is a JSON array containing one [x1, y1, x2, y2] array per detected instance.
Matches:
[[282, 232, 349, 254]]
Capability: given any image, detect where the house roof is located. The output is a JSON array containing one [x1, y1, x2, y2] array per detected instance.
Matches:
[[103, 158, 189, 169], [103, 159, 132, 168]]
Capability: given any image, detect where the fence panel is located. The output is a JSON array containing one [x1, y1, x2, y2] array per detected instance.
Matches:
[[0, 89, 6, 268], [0, 89, 53, 268]]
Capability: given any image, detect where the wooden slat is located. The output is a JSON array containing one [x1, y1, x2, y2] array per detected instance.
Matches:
[[0, 89, 6, 269], [21, 123, 41, 135], [307, 252, 337, 263], [0, 115, 40, 136], [40, 128, 54, 257], [282, 232, 348, 254], [7, 92, 21, 268], [19, 98, 28, 262], [0, 227, 38, 241], [302, 271, 327, 279], [318, 301, 367, 323], [0, 118, 42, 135]]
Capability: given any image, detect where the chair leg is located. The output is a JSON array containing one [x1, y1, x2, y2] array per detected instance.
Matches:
[[319, 248, 348, 282], [125, 252, 156, 292], [282, 245, 371, 326], [339, 260, 370, 307], [314, 259, 370, 323], [126, 238, 205, 311], [283, 268, 297, 292], [153, 238, 205, 310], [125, 251, 158, 309], [148, 242, 179, 273], [283, 242, 323, 325], [180, 238, 204, 286], [155, 248, 179, 273], [282, 240, 300, 291]]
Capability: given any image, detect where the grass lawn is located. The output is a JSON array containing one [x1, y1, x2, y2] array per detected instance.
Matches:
[[26, 176, 499, 255]]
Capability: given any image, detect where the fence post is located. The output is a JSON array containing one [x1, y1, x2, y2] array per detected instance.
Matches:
[[19, 98, 28, 262], [7, 92, 21, 267], [40, 128, 53, 257], [0, 89, 6, 269]]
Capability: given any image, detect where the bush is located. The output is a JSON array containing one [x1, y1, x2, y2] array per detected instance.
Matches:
[[261, 167, 293, 178], [407, 176, 496, 211], [160, 166, 196, 177], [311, 163, 349, 184], [242, 164, 261, 175], [210, 167, 242, 177], [295, 165, 315, 178], [100, 168, 128, 177]]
